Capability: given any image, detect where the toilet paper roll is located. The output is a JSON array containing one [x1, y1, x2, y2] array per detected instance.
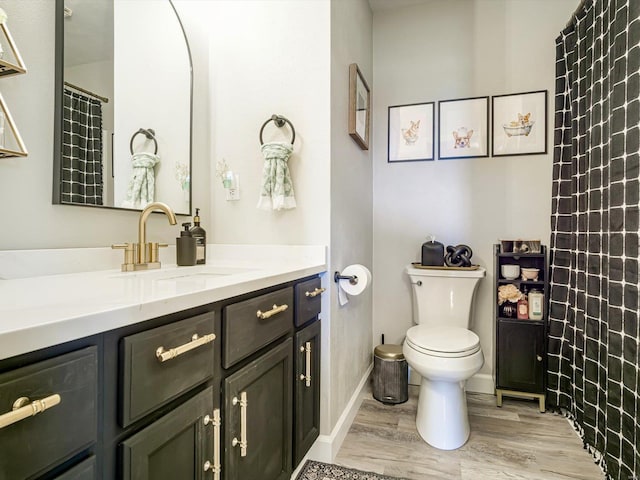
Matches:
[[338, 264, 372, 306]]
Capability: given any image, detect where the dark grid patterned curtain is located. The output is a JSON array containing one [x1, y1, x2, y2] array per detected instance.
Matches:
[[61, 89, 104, 205], [547, 1, 639, 479]]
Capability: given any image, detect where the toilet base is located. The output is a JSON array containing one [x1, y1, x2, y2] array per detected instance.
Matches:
[[416, 378, 469, 450]]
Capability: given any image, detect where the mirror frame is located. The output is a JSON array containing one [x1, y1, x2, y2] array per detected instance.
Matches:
[[52, 0, 194, 215]]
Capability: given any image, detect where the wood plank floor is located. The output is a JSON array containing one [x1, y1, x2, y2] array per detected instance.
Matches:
[[334, 386, 604, 479]]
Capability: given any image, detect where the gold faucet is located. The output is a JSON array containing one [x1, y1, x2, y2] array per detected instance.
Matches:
[[112, 202, 177, 272]]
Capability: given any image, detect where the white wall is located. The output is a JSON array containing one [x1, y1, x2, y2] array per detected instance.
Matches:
[[113, 0, 191, 213], [372, 0, 579, 391], [0, 0, 210, 250], [208, 0, 331, 246], [329, 0, 373, 431]]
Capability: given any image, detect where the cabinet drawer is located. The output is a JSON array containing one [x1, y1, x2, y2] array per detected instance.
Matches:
[[294, 277, 322, 327], [121, 312, 215, 427], [54, 456, 97, 480], [224, 287, 293, 368], [0, 347, 98, 480]]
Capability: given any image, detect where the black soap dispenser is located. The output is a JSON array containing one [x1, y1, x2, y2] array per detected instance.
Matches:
[[177, 222, 197, 266], [190, 208, 206, 265]]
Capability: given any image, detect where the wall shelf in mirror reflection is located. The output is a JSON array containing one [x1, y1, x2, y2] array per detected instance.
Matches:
[[0, 18, 28, 159], [52, 0, 193, 215]]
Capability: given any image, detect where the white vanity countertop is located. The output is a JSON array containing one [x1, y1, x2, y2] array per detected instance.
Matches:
[[0, 245, 327, 360]]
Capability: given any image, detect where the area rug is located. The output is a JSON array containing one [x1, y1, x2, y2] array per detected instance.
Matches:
[[295, 460, 406, 480]]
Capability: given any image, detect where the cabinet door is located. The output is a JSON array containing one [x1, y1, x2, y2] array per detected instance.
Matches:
[[293, 321, 320, 467], [496, 320, 544, 393], [53, 456, 96, 480], [121, 387, 214, 480], [224, 338, 292, 480]]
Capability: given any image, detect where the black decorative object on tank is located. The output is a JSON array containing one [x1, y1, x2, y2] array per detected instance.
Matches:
[[444, 244, 473, 267], [421, 236, 445, 266]]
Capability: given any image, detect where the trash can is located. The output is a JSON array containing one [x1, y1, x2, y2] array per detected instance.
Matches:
[[372, 344, 408, 404]]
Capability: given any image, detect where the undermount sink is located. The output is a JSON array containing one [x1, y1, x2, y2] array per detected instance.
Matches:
[[109, 265, 254, 280]]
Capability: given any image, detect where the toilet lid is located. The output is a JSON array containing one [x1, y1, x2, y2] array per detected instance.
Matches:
[[405, 325, 480, 358]]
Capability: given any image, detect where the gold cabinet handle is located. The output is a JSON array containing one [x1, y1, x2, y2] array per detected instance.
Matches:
[[305, 287, 325, 298], [299, 342, 312, 387], [231, 392, 248, 457], [256, 304, 288, 320], [536, 355, 543, 362], [203, 408, 221, 479], [0, 394, 61, 430], [156, 333, 216, 363]]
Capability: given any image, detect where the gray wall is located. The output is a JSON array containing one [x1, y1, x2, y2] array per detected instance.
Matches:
[[372, 0, 579, 390], [329, 0, 374, 430], [0, 0, 210, 250]]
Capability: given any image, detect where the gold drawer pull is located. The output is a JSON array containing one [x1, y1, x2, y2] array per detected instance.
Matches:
[[156, 333, 216, 363], [256, 304, 288, 320], [203, 408, 221, 479], [305, 287, 325, 298], [0, 394, 61, 430], [232, 392, 248, 457], [299, 341, 312, 387]]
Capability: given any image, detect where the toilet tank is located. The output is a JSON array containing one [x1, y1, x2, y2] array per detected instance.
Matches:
[[406, 265, 485, 328]]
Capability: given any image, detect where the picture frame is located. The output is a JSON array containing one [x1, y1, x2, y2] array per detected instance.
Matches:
[[387, 102, 434, 162], [348, 63, 370, 150], [492, 90, 547, 157], [438, 96, 489, 160]]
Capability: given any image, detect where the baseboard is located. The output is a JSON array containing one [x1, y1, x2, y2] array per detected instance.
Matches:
[[304, 363, 373, 464], [465, 373, 494, 394]]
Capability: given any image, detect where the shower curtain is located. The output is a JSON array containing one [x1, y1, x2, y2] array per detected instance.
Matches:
[[547, 1, 639, 479], [61, 89, 104, 205]]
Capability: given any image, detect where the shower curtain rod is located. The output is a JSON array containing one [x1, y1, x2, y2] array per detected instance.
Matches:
[[64, 81, 109, 104]]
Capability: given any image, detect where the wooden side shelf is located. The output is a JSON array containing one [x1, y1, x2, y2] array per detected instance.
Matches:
[[494, 244, 549, 412]]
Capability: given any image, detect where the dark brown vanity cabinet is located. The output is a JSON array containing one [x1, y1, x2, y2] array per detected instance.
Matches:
[[494, 244, 548, 412], [0, 274, 323, 480]]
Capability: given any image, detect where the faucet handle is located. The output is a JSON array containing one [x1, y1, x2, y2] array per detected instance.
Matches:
[[112, 243, 136, 271], [147, 242, 168, 265]]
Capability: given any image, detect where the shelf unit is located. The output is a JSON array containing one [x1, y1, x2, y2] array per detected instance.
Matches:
[[0, 21, 27, 158], [494, 244, 548, 412]]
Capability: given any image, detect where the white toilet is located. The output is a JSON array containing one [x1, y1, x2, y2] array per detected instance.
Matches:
[[403, 265, 485, 450]]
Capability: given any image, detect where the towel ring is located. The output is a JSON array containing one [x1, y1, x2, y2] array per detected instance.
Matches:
[[130, 128, 158, 155], [259, 115, 295, 146]]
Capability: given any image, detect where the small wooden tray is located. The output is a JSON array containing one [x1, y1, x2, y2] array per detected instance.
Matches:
[[411, 262, 480, 271]]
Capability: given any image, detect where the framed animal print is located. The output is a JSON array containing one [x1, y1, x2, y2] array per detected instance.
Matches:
[[438, 96, 489, 160], [492, 90, 547, 157], [388, 102, 434, 162]]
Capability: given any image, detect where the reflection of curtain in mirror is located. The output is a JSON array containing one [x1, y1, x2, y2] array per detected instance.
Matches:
[[62, 89, 104, 205]]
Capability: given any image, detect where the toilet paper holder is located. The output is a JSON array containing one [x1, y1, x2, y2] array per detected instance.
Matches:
[[334, 271, 359, 285]]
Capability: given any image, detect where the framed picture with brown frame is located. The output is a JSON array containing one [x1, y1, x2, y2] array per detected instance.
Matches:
[[492, 90, 547, 157], [438, 96, 489, 160], [348, 63, 370, 150]]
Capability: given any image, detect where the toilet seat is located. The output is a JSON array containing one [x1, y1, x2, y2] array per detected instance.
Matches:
[[406, 325, 480, 358]]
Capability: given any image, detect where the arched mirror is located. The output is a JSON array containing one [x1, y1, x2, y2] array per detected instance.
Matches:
[[53, 0, 192, 215]]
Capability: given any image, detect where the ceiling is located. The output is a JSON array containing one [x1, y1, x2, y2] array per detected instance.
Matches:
[[368, 0, 433, 12], [64, 0, 113, 68]]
